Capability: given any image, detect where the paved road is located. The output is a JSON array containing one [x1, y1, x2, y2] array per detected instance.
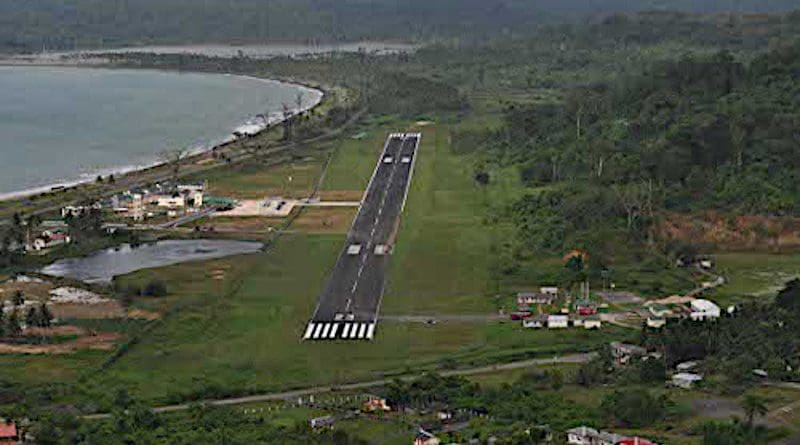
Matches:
[[82, 352, 594, 420], [303, 133, 420, 341]]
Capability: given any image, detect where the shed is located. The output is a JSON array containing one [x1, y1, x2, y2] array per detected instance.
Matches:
[[672, 373, 703, 389], [310, 415, 335, 429]]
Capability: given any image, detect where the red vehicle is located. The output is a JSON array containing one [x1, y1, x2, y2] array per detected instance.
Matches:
[[577, 306, 597, 316], [510, 312, 532, 320]]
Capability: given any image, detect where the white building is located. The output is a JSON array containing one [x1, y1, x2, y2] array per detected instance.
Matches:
[[584, 317, 602, 330], [690, 299, 721, 321], [156, 195, 185, 208], [672, 372, 703, 389], [547, 315, 569, 329]]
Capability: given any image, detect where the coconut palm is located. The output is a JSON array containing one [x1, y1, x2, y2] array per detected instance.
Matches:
[[741, 393, 768, 428]]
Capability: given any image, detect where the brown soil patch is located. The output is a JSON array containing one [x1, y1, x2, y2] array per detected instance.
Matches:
[[50, 301, 126, 320], [661, 212, 800, 251], [127, 309, 161, 320], [23, 325, 85, 337], [0, 332, 120, 355], [0, 280, 54, 302], [317, 190, 364, 202], [292, 207, 357, 233]]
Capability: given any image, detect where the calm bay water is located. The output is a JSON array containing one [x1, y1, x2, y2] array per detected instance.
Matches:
[[0, 66, 321, 198]]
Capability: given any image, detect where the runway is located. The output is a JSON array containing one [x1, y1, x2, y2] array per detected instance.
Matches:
[[303, 132, 420, 341]]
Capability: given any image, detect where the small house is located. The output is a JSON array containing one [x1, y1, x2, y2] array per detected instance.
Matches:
[[690, 299, 720, 321], [672, 372, 703, 389], [583, 316, 602, 330], [310, 415, 335, 429], [618, 438, 657, 445], [547, 315, 568, 329], [646, 316, 666, 329], [566, 426, 599, 444], [597, 431, 626, 445], [0, 421, 18, 444], [517, 292, 554, 306], [27, 230, 71, 252], [363, 398, 391, 413], [413, 429, 441, 445], [540, 286, 559, 296], [523, 315, 547, 329]]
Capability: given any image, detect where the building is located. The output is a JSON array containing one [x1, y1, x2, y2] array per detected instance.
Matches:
[[310, 415, 335, 429], [413, 429, 441, 445], [672, 372, 703, 389], [676, 361, 698, 372], [567, 426, 658, 445], [575, 299, 597, 316], [566, 426, 599, 444], [597, 431, 626, 445], [690, 299, 721, 321], [61, 203, 101, 218], [517, 292, 555, 306], [618, 438, 657, 445], [540, 286, 559, 296], [583, 316, 602, 330], [26, 230, 71, 252], [547, 315, 569, 329], [363, 398, 391, 413], [523, 315, 547, 329], [156, 194, 185, 208], [646, 303, 673, 318], [646, 316, 666, 329], [0, 421, 18, 444], [610, 342, 647, 365]]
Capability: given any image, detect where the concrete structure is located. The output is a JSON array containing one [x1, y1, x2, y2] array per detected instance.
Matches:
[[156, 195, 185, 208], [672, 372, 703, 389], [567, 426, 599, 444], [690, 299, 721, 321], [646, 316, 666, 328], [567, 426, 658, 445]]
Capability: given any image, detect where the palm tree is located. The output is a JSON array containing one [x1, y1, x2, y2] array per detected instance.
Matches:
[[741, 393, 768, 428]]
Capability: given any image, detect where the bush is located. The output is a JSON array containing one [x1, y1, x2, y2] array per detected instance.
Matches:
[[142, 280, 167, 298]]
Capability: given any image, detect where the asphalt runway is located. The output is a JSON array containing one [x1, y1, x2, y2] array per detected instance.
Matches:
[[303, 132, 420, 341]]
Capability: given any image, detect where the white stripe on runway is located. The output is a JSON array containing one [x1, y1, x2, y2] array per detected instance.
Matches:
[[313, 323, 324, 339], [366, 323, 376, 340], [329, 323, 339, 338], [321, 323, 331, 339], [303, 322, 315, 340], [342, 323, 351, 338], [358, 323, 367, 339], [350, 323, 359, 339]]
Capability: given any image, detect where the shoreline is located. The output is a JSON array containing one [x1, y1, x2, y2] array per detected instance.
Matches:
[[0, 65, 324, 202]]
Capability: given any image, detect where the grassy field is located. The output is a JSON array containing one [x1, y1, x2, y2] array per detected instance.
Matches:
[[711, 252, 800, 304], [202, 156, 325, 200], [0, 118, 631, 409]]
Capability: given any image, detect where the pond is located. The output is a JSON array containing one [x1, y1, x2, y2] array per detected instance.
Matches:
[[40, 239, 263, 283]]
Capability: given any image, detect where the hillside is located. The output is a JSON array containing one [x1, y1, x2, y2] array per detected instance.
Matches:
[[1, 0, 799, 53]]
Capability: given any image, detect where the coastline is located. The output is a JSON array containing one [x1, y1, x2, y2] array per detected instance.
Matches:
[[0, 65, 324, 203]]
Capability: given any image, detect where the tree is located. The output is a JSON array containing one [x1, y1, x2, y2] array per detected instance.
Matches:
[[11, 290, 24, 307], [160, 147, 189, 180], [638, 358, 667, 383], [6, 310, 21, 337], [25, 306, 37, 328], [775, 279, 800, 313], [740, 393, 768, 429], [38, 303, 53, 328], [601, 389, 667, 428], [143, 280, 167, 297]]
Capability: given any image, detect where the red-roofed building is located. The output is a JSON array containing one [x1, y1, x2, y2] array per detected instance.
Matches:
[[0, 421, 18, 444]]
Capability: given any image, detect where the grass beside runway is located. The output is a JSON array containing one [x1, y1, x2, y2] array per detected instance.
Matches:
[[59, 232, 628, 406]]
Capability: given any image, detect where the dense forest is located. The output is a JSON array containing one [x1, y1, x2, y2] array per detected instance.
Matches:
[[2, 0, 800, 53]]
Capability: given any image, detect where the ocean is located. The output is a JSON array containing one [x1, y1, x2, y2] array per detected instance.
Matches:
[[0, 66, 321, 199]]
